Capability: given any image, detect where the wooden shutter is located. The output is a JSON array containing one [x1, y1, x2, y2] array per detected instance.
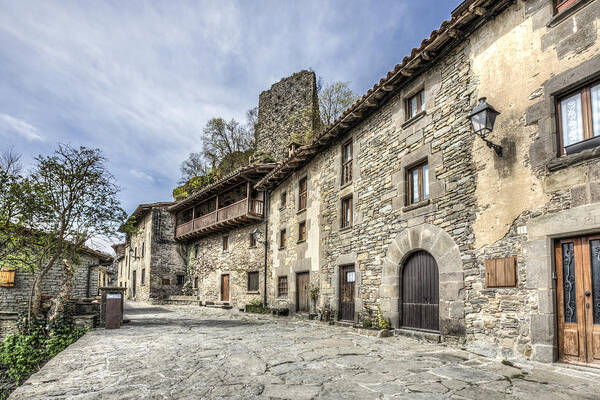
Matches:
[[0, 269, 15, 287], [485, 257, 517, 288]]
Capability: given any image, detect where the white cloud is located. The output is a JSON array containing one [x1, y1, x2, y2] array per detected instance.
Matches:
[[0, 114, 43, 141], [0, 0, 456, 214], [130, 169, 155, 183]]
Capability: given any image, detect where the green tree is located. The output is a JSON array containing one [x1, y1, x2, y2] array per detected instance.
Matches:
[[26, 145, 127, 320], [0, 149, 43, 275], [319, 80, 357, 126], [175, 110, 256, 200]]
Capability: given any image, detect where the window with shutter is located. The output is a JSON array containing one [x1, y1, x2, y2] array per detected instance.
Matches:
[[247, 271, 259, 292], [341, 141, 353, 185], [298, 221, 307, 242], [485, 257, 518, 288], [558, 80, 600, 154], [298, 177, 308, 210]]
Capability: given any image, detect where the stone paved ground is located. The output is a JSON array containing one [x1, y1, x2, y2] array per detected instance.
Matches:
[[9, 302, 600, 399]]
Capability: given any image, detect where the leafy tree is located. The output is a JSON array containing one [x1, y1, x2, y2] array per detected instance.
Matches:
[[202, 118, 254, 173], [0, 150, 43, 275], [175, 110, 256, 200], [26, 145, 127, 319], [319, 80, 357, 126]]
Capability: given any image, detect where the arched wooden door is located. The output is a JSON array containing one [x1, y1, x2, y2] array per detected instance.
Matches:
[[401, 251, 439, 331]]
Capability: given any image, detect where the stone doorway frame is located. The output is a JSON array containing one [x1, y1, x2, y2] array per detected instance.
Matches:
[[524, 203, 600, 363], [379, 224, 465, 335]]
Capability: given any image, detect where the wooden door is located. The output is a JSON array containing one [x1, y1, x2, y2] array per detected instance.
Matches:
[[132, 271, 137, 298], [401, 251, 439, 331], [556, 236, 600, 366], [296, 272, 310, 312], [221, 274, 230, 302], [339, 265, 355, 321]]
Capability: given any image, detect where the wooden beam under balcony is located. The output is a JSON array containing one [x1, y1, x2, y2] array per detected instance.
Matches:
[[174, 197, 265, 241]]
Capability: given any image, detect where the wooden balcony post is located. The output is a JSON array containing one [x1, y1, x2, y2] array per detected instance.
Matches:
[[246, 182, 251, 212]]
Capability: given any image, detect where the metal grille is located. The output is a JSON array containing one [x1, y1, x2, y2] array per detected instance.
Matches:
[[562, 242, 577, 323], [278, 276, 288, 297], [591, 239, 600, 325]]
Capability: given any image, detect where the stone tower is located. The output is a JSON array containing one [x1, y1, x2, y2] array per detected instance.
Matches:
[[255, 70, 320, 161]]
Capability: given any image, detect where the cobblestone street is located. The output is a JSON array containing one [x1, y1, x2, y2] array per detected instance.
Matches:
[[9, 302, 600, 399]]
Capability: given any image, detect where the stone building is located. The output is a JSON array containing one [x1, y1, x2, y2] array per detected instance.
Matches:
[[166, 72, 318, 310], [169, 165, 274, 310], [253, 0, 600, 367], [0, 247, 112, 312], [125, 0, 600, 367], [119, 202, 186, 302]]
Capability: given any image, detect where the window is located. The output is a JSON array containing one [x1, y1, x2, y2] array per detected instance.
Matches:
[[141, 242, 145, 258], [134, 247, 137, 258], [278, 276, 288, 297], [194, 244, 199, 258], [280, 191, 287, 209], [280, 229, 287, 249], [249, 233, 256, 248], [554, 0, 579, 14], [298, 221, 307, 242], [342, 141, 353, 185], [194, 277, 199, 289], [176, 275, 185, 286], [141, 269, 145, 285], [341, 196, 353, 229], [298, 177, 307, 210], [247, 271, 259, 292], [558, 81, 600, 153], [407, 162, 430, 205], [162, 278, 170, 285], [406, 90, 425, 120], [222, 236, 229, 252]]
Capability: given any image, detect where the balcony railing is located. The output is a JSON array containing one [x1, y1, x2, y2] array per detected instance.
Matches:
[[175, 198, 264, 240]]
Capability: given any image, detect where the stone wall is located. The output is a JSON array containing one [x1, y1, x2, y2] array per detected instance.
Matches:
[[263, 0, 600, 363], [188, 223, 265, 310], [465, 0, 600, 362], [122, 206, 186, 302], [149, 207, 187, 299], [0, 254, 105, 313], [268, 161, 323, 313], [256, 70, 320, 161]]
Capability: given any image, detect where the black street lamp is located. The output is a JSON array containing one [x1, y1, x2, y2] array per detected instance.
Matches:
[[128, 248, 140, 259], [468, 97, 503, 157]]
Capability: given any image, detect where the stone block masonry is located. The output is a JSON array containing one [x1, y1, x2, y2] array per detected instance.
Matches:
[[256, 70, 320, 161], [188, 223, 265, 310]]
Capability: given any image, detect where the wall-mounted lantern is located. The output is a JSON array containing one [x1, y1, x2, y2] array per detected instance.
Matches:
[[128, 248, 140, 259], [252, 228, 265, 245], [468, 97, 503, 157]]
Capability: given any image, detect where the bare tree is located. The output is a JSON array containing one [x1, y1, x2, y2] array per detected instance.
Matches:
[[318, 81, 357, 126], [0, 147, 23, 175]]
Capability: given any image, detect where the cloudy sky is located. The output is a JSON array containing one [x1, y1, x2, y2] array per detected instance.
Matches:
[[1, 0, 459, 217]]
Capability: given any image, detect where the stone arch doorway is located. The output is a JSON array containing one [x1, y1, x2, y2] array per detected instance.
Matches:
[[401, 250, 439, 331], [379, 224, 464, 335]]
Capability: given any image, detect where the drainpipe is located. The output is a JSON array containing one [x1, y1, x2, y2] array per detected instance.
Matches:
[[263, 190, 270, 308]]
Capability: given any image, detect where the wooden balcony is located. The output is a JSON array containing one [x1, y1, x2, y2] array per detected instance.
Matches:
[[175, 198, 264, 240]]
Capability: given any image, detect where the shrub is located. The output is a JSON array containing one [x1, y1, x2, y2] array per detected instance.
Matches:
[[361, 317, 372, 329], [0, 314, 87, 385], [376, 306, 391, 330]]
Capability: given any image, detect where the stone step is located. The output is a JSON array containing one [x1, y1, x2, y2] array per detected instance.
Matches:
[[205, 304, 233, 310], [161, 297, 202, 306], [394, 328, 441, 343]]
